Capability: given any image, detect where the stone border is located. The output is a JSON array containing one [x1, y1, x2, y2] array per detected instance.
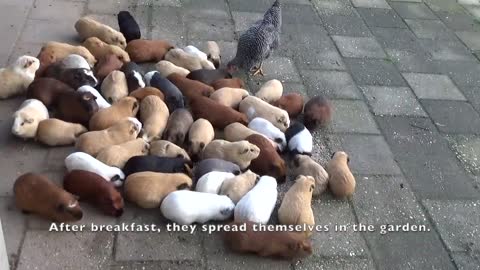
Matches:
[[0, 217, 9, 270]]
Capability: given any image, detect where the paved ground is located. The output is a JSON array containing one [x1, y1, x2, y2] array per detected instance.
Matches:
[[1, 0, 480, 269]]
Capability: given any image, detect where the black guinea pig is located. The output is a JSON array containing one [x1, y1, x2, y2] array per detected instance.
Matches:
[[117, 11, 141, 43], [123, 155, 192, 177], [121, 62, 145, 92], [150, 72, 185, 113]]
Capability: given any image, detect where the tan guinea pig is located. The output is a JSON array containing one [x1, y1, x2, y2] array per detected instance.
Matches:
[[101, 70, 128, 104], [291, 154, 328, 196], [326, 151, 355, 198], [124, 172, 192, 208], [224, 123, 263, 142], [139, 95, 169, 142], [129, 87, 165, 101], [165, 48, 214, 71], [239, 96, 290, 132], [83, 37, 130, 63], [150, 140, 191, 161], [186, 118, 214, 160], [36, 42, 96, 76], [209, 87, 249, 109], [255, 79, 283, 103], [202, 140, 260, 170], [96, 138, 150, 169], [155, 60, 190, 77], [75, 17, 127, 49], [219, 170, 259, 204], [211, 78, 245, 90], [36, 118, 87, 146], [89, 96, 139, 131]]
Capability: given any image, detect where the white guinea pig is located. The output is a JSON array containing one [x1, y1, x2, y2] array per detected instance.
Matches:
[[0, 55, 40, 99], [195, 171, 235, 194], [61, 54, 91, 70], [234, 175, 277, 224], [11, 99, 49, 139], [78, 85, 111, 109], [65, 152, 125, 187], [184, 45, 208, 60], [160, 190, 235, 225], [248, 117, 286, 151]]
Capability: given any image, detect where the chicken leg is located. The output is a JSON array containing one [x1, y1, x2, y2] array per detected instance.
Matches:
[[251, 62, 265, 76]]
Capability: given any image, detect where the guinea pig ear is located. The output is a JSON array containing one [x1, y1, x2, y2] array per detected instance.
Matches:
[[309, 184, 315, 192], [347, 156, 350, 164], [176, 183, 190, 190], [331, 152, 336, 159], [107, 97, 113, 104], [132, 101, 138, 111], [23, 60, 32, 69], [24, 118, 34, 124]]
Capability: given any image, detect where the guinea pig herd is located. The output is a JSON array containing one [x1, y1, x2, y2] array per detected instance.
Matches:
[[2, 11, 355, 260]]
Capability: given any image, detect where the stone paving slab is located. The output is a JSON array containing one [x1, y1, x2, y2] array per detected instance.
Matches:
[[329, 100, 380, 134], [301, 70, 362, 99], [421, 100, 480, 134], [403, 73, 466, 100], [345, 58, 407, 86], [360, 85, 428, 116]]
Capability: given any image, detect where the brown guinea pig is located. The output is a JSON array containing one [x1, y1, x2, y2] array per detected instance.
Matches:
[[163, 108, 194, 146], [55, 91, 99, 127], [129, 87, 165, 101], [211, 78, 245, 90], [167, 73, 214, 100], [186, 69, 232, 85], [303, 95, 332, 130], [126, 39, 174, 63], [26, 78, 74, 108], [63, 170, 124, 217], [95, 54, 124, 81], [189, 96, 248, 129], [326, 151, 355, 198], [14, 173, 83, 222], [246, 134, 286, 183], [273, 93, 304, 118]]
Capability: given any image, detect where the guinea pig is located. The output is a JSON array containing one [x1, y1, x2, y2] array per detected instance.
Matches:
[[123, 155, 192, 177], [273, 93, 304, 118], [209, 87, 249, 109], [44, 65, 98, 89], [36, 41, 96, 76], [239, 96, 290, 132], [60, 54, 91, 70], [167, 73, 214, 100], [89, 96, 138, 130], [139, 95, 170, 141], [126, 39, 174, 63], [211, 78, 245, 90], [121, 62, 145, 92], [36, 119, 87, 146], [207, 41, 221, 69], [75, 16, 127, 49], [201, 140, 260, 170], [291, 155, 328, 196], [14, 173, 83, 222], [149, 140, 191, 161], [94, 54, 124, 81], [326, 151, 355, 198], [83, 37, 130, 63], [224, 123, 264, 142], [117, 11, 141, 43], [65, 152, 125, 187], [164, 48, 215, 71], [101, 70, 128, 103], [78, 85, 110, 109], [248, 117, 286, 151], [219, 170, 259, 204], [96, 138, 150, 169], [11, 99, 49, 139], [278, 175, 315, 236], [234, 175, 277, 224], [55, 91, 99, 126], [150, 72, 184, 112], [246, 134, 286, 183], [187, 118, 214, 160], [76, 117, 142, 156], [125, 172, 192, 208], [26, 78, 74, 108], [63, 170, 124, 217], [255, 79, 283, 103], [163, 109, 193, 146], [0, 55, 39, 99], [129, 87, 165, 101], [186, 69, 232, 85], [143, 70, 158, 86], [160, 190, 235, 225], [192, 158, 241, 181], [190, 96, 249, 129], [224, 221, 312, 259], [195, 171, 236, 194], [303, 95, 332, 130], [155, 61, 190, 77], [285, 122, 312, 156], [183, 45, 208, 61]]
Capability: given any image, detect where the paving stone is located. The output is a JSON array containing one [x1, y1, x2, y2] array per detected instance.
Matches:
[[385, 48, 440, 73], [19, 19, 79, 44], [435, 60, 480, 87], [451, 252, 480, 270], [0, 196, 26, 269], [110, 261, 202, 270], [390, 0, 422, 2], [29, 0, 85, 22], [311, 132, 333, 167], [357, 8, 407, 28], [331, 36, 386, 58], [232, 11, 263, 33], [370, 27, 423, 52], [283, 4, 322, 25], [466, 5, 480, 18], [227, 0, 276, 12], [458, 86, 480, 113], [424, 0, 466, 13], [456, 31, 480, 50], [352, 0, 390, 9], [437, 11, 480, 32], [295, 257, 375, 270], [17, 231, 114, 270], [423, 200, 480, 252], [329, 100, 380, 134], [390, 2, 437, 19], [87, 0, 134, 14], [403, 73, 466, 100], [405, 19, 456, 40], [421, 100, 480, 134], [186, 18, 235, 42], [0, 2, 33, 65], [376, 116, 480, 199], [137, 0, 182, 6], [151, 6, 186, 46], [182, 0, 229, 19], [189, 40, 237, 69], [311, 0, 357, 17], [282, 82, 308, 96], [249, 56, 301, 83], [361, 85, 427, 116], [321, 14, 372, 37], [419, 39, 474, 61], [301, 70, 362, 99], [345, 58, 406, 86]]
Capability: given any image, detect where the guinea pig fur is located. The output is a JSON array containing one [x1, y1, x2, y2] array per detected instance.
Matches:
[[165, 48, 215, 71], [326, 151, 355, 198], [224, 123, 264, 142], [139, 95, 169, 141], [202, 140, 260, 170], [76, 117, 142, 156], [78, 85, 110, 109], [126, 39, 174, 63], [155, 61, 190, 78], [11, 99, 49, 139], [55, 91, 99, 126], [167, 73, 214, 100], [278, 175, 315, 236], [44, 65, 98, 89], [101, 70, 128, 103], [219, 170, 259, 204], [143, 71, 157, 86], [273, 93, 304, 118], [63, 170, 124, 217], [160, 190, 235, 225], [291, 155, 328, 196], [0, 55, 39, 99], [83, 37, 130, 63], [210, 87, 249, 109], [190, 96, 249, 129], [123, 155, 192, 177], [196, 171, 235, 194], [26, 78, 74, 108], [14, 173, 83, 222], [248, 117, 287, 151], [246, 134, 286, 183], [224, 221, 312, 259], [184, 45, 208, 60], [125, 172, 192, 208], [36, 119, 87, 146], [211, 78, 245, 90], [207, 41, 221, 69], [65, 152, 125, 186], [186, 69, 232, 85], [239, 96, 290, 132], [61, 54, 91, 70], [117, 11, 141, 43], [149, 140, 191, 161], [129, 87, 165, 101], [96, 138, 150, 169], [285, 122, 312, 156], [94, 54, 124, 81], [187, 118, 214, 159], [75, 17, 127, 49], [192, 158, 241, 181], [163, 108, 193, 146], [234, 175, 277, 224], [255, 79, 283, 103], [36, 41, 96, 76], [303, 95, 332, 130], [121, 62, 145, 92], [149, 72, 184, 112], [89, 96, 139, 131]]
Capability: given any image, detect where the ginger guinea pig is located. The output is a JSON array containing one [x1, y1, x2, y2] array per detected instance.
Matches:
[[94, 54, 124, 81], [273, 93, 304, 118], [36, 119, 87, 146], [186, 69, 232, 85], [190, 96, 249, 129], [101, 70, 128, 103], [75, 16, 127, 49], [96, 138, 150, 169], [139, 95, 169, 141], [246, 134, 286, 183], [89, 96, 139, 131], [126, 39, 174, 63], [83, 37, 130, 63], [155, 61, 190, 77], [303, 95, 332, 130], [167, 73, 214, 100], [291, 155, 328, 196], [326, 151, 355, 198], [219, 170, 259, 204], [129, 87, 165, 101], [202, 140, 260, 170], [211, 78, 245, 90], [255, 79, 283, 103], [36, 42, 96, 76]]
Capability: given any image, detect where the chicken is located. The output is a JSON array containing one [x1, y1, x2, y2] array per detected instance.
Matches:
[[227, 0, 281, 76]]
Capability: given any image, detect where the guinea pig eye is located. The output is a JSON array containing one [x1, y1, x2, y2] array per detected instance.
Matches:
[[82, 95, 91, 101], [56, 204, 66, 212], [309, 184, 315, 192], [347, 157, 350, 164], [199, 142, 205, 149], [107, 97, 113, 103], [25, 118, 34, 124], [331, 152, 336, 159]]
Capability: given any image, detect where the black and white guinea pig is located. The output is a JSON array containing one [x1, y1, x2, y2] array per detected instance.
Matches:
[[285, 122, 313, 156], [117, 11, 141, 43], [44, 63, 97, 89], [121, 62, 145, 92]]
